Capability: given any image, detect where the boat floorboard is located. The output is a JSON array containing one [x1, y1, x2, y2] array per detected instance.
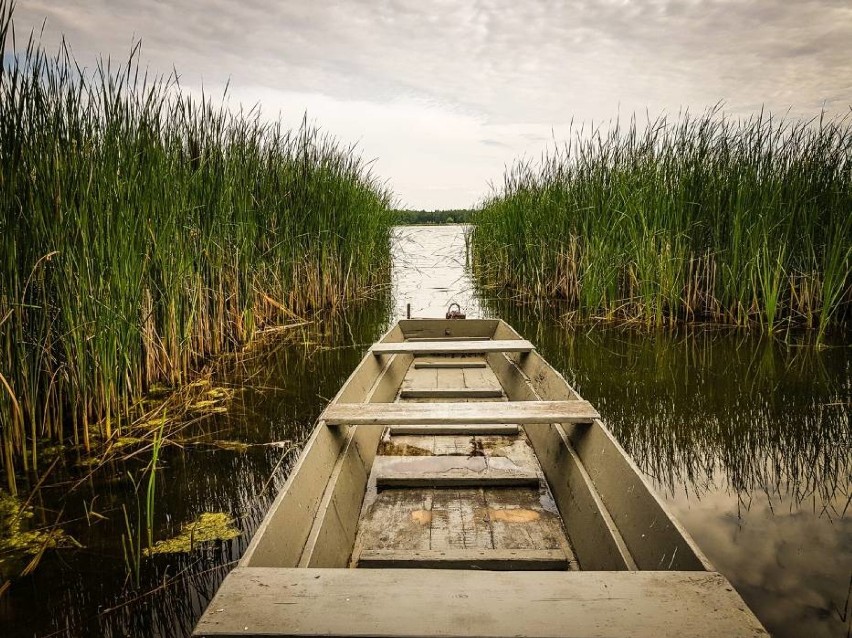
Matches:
[[350, 357, 579, 572], [373, 456, 540, 487], [378, 433, 531, 457], [352, 487, 575, 563]]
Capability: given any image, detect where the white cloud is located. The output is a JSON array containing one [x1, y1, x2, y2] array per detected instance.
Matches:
[[11, 0, 852, 208]]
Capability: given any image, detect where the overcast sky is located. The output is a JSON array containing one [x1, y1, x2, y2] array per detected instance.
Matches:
[[11, 0, 852, 209]]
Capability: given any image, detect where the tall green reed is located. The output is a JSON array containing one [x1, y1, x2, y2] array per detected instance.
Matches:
[[473, 107, 851, 339], [0, 1, 394, 492]]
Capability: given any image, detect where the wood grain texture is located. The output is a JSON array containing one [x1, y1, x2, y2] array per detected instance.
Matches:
[[399, 319, 498, 340], [193, 568, 769, 637], [400, 388, 504, 398], [413, 360, 487, 369], [373, 456, 540, 487], [370, 339, 534, 355], [388, 423, 520, 436], [357, 548, 570, 570], [354, 487, 574, 556], [320, 400, 599, 425]]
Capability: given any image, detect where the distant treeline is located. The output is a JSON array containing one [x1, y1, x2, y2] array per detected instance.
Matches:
[[394, 209, 473, 224]]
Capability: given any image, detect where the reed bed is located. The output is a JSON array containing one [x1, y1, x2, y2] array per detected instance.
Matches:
[[472, 107, 851, 339], [0, 1, 394, 492]]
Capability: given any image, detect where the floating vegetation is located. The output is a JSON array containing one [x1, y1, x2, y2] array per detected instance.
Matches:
[[207, 440, 250, 453], [473, 107, 851, 340], [145, 513, 240, 555], [0, 491, 70, 578], [0, 0, 394, 492]]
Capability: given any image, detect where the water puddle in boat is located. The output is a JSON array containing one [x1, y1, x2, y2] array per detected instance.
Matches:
[[2, 224, 849, 638]]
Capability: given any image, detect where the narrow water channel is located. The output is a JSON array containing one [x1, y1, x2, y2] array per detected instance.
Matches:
[[2, 225, 850, 638]]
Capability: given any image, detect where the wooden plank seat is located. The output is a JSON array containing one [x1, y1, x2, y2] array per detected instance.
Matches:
[[399, 388, 503, 399], [413, 360, 487, 369], [370, 339, 535, 355], [406, 336, 491, 342], [388, 424, 520, 436], [320, 400, 599, 426], [373, 456, 539, 488], [194, 568, 770, 638], [357, 548, 571, 570]]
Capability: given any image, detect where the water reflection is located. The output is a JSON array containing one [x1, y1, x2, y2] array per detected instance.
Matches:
[[391, 225, 483, 319]]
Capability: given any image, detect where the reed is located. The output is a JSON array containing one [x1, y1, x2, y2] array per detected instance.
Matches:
[[472, 107, 851, 338], [0, 1, 394, 492]]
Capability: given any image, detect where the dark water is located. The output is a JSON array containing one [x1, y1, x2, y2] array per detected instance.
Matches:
[[2, 225, 850, 638]]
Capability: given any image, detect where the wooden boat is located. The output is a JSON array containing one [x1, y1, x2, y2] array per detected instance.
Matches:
[[194, 319, 767, 637]]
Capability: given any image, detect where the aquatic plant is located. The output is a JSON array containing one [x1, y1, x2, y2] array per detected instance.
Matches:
[[472, 107, 851, 338], [0, 0, 394, 491], [145, 512, 240, 555], [0, 489, 68, 579]]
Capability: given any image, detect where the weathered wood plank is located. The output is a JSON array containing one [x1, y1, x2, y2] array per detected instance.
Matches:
[[400, 388, 503, 398], [477, 435, 539, 468], [399, 318, 498, 340], [431, 435, 475, 456], [401, 366, 438, 393], [388, 424, 519, 436], [406, 336, 491, 342], [462, 366, 502, 391], [434, 366, 465, 390], [193, 568, 770, 638], [357, 548, 569, 570], [352, 490, 432, 553], [371, 339, 534, 355], [377, 435, 436, 456], [321, 400, 599, 426], [485, 489, 572, 556], [413, 360, 487, 369], [430, 489, 491, 549], [373, 456, 539, 488], [380, 435, 481, 456]]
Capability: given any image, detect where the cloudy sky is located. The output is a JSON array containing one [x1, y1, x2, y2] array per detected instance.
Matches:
[[11, 0, 852, 209]]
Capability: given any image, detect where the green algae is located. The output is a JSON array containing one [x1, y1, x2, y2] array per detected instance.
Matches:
[[145, 512, 240, 555], [0, 491, 67, 578]]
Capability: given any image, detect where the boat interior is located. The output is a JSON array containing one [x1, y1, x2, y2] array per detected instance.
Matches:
[[194, 319, 767, 637], [241, 318, 709, 572]]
